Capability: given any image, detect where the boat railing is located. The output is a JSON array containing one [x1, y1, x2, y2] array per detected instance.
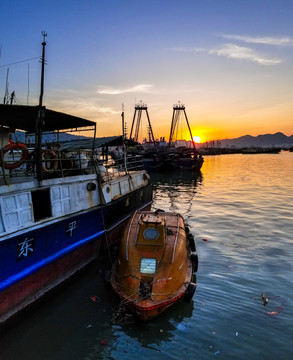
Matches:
[[0, 147, 145, 186]]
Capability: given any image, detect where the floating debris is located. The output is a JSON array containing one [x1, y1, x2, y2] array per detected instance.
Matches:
[[112, 304, 135, 325], [100, 339, 107, 346], [253, 292, 280, 306], [90, 296, 100, 303], [261, 293, 269, 306], [266, 311, 278, 316]]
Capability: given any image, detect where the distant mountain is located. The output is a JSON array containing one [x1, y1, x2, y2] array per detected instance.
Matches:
[[216, 132, 293, 148], [11, 130, 293, 148]]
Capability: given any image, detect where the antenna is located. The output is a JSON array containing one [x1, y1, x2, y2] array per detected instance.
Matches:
[[41, 31, 47, 42]]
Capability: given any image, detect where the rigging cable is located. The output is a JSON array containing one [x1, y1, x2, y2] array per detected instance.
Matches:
[[0, 56, 39, 68]]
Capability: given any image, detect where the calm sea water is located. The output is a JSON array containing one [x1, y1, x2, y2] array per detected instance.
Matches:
[[1, 152, 293, 360]]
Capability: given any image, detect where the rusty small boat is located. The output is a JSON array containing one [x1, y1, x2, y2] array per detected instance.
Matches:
[[110, 210, 198, 321]]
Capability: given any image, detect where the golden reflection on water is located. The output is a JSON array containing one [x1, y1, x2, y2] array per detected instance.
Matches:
[[152, 152, 293, 219], [151, 151, 293, 262], [148, 152, 293, 360], [1, 152, 292, 360]]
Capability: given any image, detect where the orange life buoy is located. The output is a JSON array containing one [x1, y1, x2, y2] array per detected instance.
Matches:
[[41, 149, 59, 171], [1, 142, 29, 169]]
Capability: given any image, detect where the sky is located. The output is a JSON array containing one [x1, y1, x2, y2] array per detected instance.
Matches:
[[0, 0, 293, 143]]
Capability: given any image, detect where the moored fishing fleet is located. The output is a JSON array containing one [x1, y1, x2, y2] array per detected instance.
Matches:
[[111, 101, 204, 172]]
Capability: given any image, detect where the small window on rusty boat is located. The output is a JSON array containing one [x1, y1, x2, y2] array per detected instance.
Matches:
[[143, 227, 159, 241], [140, 258, 156, 274]]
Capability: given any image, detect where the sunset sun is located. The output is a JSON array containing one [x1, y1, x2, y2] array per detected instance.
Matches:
[[192, 136, 201, 143]]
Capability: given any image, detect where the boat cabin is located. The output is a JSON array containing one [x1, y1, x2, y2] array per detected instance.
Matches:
[[135, 213, 166, 283]]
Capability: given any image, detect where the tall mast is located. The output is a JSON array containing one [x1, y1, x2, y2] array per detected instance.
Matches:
[[168, 102, 195, 150], [121, 103, 128, 171], [129, 102, 155, 143], [36, 32, 47, 182], [39, 31, 47, 107]]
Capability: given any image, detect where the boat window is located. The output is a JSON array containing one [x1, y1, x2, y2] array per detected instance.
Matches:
[[143, 227, 159, 241], [31, 189, 52, 221], [140, 258, 156, 274]]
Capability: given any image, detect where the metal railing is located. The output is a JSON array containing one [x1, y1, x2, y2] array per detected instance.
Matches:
[[0, 148, 145, 186]]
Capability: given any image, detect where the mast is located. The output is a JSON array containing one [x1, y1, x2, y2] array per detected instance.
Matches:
[[39, 31, 47, 107], [121, 103, 125, 137], [36, 31, 47, 181], [168, 102, 195, 150], [121, 104, 127, 171], [129, 102, 155, 143]]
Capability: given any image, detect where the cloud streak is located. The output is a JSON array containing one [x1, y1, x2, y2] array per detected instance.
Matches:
[[167, 41, 283, 65], [166, 47, 205, 53], [209, 44, 282, 65], [97, 84, 154, 95], [50, 97, 120, 117], [221, 34, 293, 46]]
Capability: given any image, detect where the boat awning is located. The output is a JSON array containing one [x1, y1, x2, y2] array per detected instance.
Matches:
[[0, 104, 96, 132], [60, 136, 126, 151], [59, 137, 138, 151]]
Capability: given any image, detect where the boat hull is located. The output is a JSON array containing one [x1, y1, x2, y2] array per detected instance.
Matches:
[[111, 267, 190, 321], [0, 184, 152, 328], [143, 156, 203, 172]]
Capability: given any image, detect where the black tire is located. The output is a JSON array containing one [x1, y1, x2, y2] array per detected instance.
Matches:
[[184, 282, 197, 303], [190, 252, 198, 273], [188, 234, 196, 252]]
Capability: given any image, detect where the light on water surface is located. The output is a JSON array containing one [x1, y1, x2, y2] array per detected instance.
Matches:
[[1, 152, 293, 360]]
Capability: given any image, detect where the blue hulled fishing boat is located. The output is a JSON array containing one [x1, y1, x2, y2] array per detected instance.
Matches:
[[0, 35, 152, 328]]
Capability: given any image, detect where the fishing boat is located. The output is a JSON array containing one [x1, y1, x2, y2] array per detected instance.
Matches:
[[110, 210, 198, 321], [126, 102, 204, 172], [0, 36, 152, 328]]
